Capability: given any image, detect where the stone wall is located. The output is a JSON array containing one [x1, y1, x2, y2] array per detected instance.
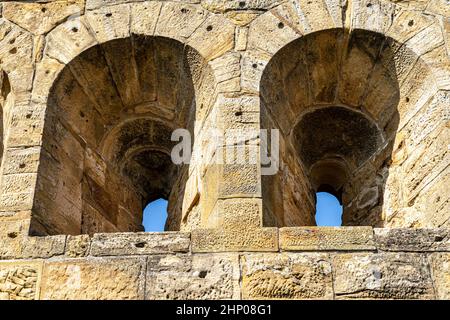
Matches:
[[0, 227, 448, 299], [0, 0, 448, 300]]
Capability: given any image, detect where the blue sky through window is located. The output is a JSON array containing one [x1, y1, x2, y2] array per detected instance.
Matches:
[[315, 192, 343, 226], [143, 192, 343, 231], [143, 198, 168, 232]]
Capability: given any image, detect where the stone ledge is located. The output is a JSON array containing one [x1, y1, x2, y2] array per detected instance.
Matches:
[[280, 227, 376, 251], [90, 232, 191, 256], [191, 227, 278, 252], [374, 228, 450, 252], [0, 235, 66, 260]]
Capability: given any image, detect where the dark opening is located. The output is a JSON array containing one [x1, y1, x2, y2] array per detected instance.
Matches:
[[142, 198, 168, 232]]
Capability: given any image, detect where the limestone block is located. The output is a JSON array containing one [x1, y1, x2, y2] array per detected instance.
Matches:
[[146, 253, 240, 299], [209, 52, 241, 84], [428, 252, 450, 299], [40, 257, 146, 299], [130, 1, 162, 36], [44, 16, 97, 64], [332, 253, 435, 299], [31, 55, 65, 104], [1, 173, 37, 195], [272, 0, 338, 35], [0, 213, 30, 237], [87, 0, 200, 11], [66, 235, 91, 258], [1, 147, 41, 175], [191, 227, 278, 252], [202, 0, 279, 13], [241, 253, 333, 299], [7, 103, 46, 148], [0, 261, 42, 300], [90, 232, 191, 256], [280, 227, 376, 251], [0, 235, 66, 260], [216, 198, 262, 229], [240, 49, 270, 92], [351, 0, 395, 33], [387, 8, 435, 45], [155, 2, 208, 41], [2, 1, 84, 35], [187, 13, 235, 60], [375, 228, 449, 251], [247, 11, 299, 55], [426, 0, 450, 18], [404, 22, 444, 57], [0, 192, 34, 212], [235, 26, 248, 50], [421, 45, 450, 90], [86, 4, 130, 44]]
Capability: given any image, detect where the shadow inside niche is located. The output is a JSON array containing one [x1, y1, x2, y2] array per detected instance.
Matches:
[[260, 28, 402, 227]]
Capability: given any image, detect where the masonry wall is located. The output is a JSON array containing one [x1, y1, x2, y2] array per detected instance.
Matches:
[[0, 227, 449, 299], [0, 0, 448, 300]]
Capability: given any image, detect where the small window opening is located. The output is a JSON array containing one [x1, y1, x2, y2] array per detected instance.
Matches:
[[142, 198, 168, 232], [315, 191, 343, 226]]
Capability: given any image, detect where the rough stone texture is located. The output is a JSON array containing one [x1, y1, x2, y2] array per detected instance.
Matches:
[[332, 253, 435, 299], [146, 253, 240, 299], [0, 0, 448, 300], [191, 228, 278, 252], [0, 261, 42, 300], [0, 235, 66, 260], [428, 253, 450, 299], [40, 257, 146, 300], [375, 228, 450, 251], [90, 232, 190, 256], [280, 227, 376, 251], [65, 235, 90, 258], [241, 253, 333, 299]]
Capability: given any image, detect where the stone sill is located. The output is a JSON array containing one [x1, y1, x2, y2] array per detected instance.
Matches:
[[0, 227, 448, 260]]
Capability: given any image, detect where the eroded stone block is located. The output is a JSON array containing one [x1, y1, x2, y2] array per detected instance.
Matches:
[[40, 257, 146, 300], [332, 253, 435, 299], [280, 227, 376, 251], [241, 253, 333, 299], [90, 232, 191, 256], [428, 252, 450, 299], [146, 253, 240, 299], [375, 228, 449, 251], [192, 227, 278, 252], [0, 261, 42, 300]]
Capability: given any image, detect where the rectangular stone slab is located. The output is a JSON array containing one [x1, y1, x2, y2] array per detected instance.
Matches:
[[90, 232, 191, 256], [280, 226, 376, 251]]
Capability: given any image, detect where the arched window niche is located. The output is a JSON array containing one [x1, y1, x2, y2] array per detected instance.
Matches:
[[30, 36, 214, 236], [260, 28, 414, 228]]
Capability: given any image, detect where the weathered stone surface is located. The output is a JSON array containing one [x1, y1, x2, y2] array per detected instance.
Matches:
[[280, 227, 376, 251], [428, 252, 450, 299], [241, 253, 333, 299], [90, 232, 190, 256], [66, 235, 91, 257], [192, 227, 278, 252], [0, 235, 66, 260], [0, 261, 42, 300], [146, 253, 240, 299], [2, 1, 84, 35], [40, 257, 146, 300], [375, 228, 449, 251], [332, 253, 435, 299]]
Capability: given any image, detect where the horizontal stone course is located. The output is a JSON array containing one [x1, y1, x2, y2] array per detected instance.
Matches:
[[374, 228, 449, 252], [90, 232, 191, 256], [280, 226, 376, 251], [0, 235, 66, 260]]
